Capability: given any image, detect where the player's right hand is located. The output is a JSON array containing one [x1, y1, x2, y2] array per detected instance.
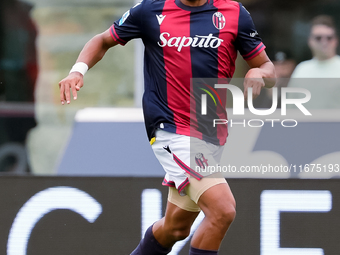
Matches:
[[59, 72, 84, 105]]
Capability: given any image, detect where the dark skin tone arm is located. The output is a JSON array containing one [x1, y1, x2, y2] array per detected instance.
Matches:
[[59, 29, 117, 104], [244, 50, 276, 99]]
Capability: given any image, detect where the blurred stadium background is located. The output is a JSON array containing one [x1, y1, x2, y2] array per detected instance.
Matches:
[[1, 0, 340, 254]]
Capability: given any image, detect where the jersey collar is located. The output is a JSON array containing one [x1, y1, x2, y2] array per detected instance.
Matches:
[[175, 0, 210, 12]]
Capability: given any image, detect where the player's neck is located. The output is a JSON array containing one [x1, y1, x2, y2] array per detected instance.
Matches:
[[179, 0, 208, 7]]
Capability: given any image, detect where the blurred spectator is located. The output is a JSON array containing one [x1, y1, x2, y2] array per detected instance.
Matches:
[[287, 15, 340, 109], [0, 0, 38, 173], [273, 51, 296, 107], [274, 51, 296, 79]]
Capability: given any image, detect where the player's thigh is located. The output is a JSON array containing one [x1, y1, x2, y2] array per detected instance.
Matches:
[[196, 181, 236, 220], [165, 188, 200, 226], [185, 172, 227, 205], [164, 188, 200, 230], [168, 185, 201, 212]]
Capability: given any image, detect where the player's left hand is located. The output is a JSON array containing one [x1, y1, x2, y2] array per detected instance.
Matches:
[[243, 68, 265, 100]]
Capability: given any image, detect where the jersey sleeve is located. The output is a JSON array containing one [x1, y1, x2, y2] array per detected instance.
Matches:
[[235, 3, 266, 60], [109, 1, 144, 45]]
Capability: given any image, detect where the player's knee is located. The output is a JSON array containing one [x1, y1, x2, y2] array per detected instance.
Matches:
[[165, 225, 191, 242], [224, 205, 236, 225], [172, 228, 191, 241], [212, 204, 236, 230]]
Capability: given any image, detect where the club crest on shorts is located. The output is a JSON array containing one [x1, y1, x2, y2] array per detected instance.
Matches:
[[195, 153, 209, 169], [212, 12, 226, 30]]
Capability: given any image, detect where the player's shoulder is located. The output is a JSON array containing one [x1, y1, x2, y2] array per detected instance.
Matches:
[[129, 0, 164, 14], [129, 0, 153, 8], [139, 0, 166, 7], [132, 0, 168, 13]]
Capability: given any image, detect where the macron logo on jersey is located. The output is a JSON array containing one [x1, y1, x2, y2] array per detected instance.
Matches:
[[156, 14, 166, 25], [158, 32, 224, 52]]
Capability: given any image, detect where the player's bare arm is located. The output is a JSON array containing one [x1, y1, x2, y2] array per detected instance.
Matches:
[[244, 50, 276, 99], [58, 29, 118, 105]]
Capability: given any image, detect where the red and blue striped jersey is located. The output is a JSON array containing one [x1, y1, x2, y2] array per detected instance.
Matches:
[[110, 0, 265, 145]]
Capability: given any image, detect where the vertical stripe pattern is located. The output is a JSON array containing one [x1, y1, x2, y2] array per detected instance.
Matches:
[[161, 0, 192, 136]]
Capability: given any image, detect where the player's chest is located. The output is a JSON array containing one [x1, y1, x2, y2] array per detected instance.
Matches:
[[143, 10, 238, 52]]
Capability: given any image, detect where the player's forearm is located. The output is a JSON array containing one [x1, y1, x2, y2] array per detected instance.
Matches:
[[75, 32, 114, 69], [258, 61, 276, 88]]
